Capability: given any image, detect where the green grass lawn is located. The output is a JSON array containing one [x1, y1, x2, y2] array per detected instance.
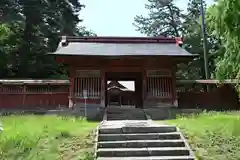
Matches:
[[163, 112, 240, 160], [0, 115, 98, 160]]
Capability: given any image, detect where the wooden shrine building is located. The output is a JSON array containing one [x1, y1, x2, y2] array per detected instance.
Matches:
[[107, 81, 135, 107], [52, 36, 196, 108]]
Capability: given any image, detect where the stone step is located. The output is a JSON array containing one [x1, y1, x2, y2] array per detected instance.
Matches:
[[107, 117, 147, 120], [108, 111, 144, 112], [107, 110, 144, 112], [97, 147, 190, 157], [107, 117, 146, 121], [97, 156, 195, 160], [107, 108, 142, 111], [108, 114, 144, 115], [107, 110, 137, 111], [107, 115, 145, 117], [98, 140, 185, 148], [107, 112, 144, 116], [107, 113, 145, 115], [107, 112, 144, 114], [98, 132, 181, 141], [107, 112, 143, 114], [107, 113, 144, 115], [107, 115, 144, 117], [99, 126, 176, 134], [107, 118, 146, 121]]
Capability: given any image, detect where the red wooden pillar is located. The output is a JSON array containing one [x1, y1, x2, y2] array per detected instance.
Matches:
[[171, 67, 178, 107], [100, 69, 106, 108], [68, 67, 75, 108], [142, 69, 147, 108]]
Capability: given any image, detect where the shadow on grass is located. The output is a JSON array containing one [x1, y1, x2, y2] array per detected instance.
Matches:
[[145, 107, 240, 121], [0, 109, 103, 122]]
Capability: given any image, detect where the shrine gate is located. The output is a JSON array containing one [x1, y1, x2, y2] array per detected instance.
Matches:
[[52, 36, 195, 109]]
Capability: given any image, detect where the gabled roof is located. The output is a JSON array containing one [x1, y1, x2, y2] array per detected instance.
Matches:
[[51, 36, 197, 57], [107, 81, 135, 92], [0, 79, 68, 85], [107, 81, 126, 89]]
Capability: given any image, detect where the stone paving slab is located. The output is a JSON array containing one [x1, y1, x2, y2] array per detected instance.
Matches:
[[100, 120, 174, 129], [98, 139, 184, 144], [97, 156, 195, 160], [98, 147, 188, 151], [98, 139, 185, 148], [98, 132, 181, 141], [97, 147, 189, 157], [99, 126, 177, 134]]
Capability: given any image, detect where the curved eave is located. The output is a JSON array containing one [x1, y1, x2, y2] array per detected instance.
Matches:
[[50, 42, 195, 57]]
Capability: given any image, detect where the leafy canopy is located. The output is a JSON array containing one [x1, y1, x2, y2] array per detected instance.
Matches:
[[0, 0, 95, 78], [207, 0, 240, 80]]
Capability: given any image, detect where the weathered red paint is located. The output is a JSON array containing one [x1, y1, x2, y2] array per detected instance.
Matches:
[[0, 93, 68, 109], [53, 36, 196, 108], [171, 66, 177, 106], [0, 81, 238, 109], [0, 82, 69, 109], [178, 84, 240, 109], [68, 63, 175, 108]]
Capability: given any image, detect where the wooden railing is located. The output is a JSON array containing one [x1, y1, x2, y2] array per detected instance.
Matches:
[[74, 77, 101, 99], [74, 70, 101, 99], [146, 70, 173, 99], [0, 80, 69, 109], [0, 79, 238, 109]]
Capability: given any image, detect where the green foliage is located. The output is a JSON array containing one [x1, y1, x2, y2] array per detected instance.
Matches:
[[133, 0, 184, 37], [0, 115, 97, 160], [176, 0, 206, 79], [134, 0, 230, 80], [207, 0, 240, 80], [177, 0, 223, 80], [0, 24, 21, 77], [134, 0, 221, 80], [0, 0, 95, 78], [165, 112, 240, 160]]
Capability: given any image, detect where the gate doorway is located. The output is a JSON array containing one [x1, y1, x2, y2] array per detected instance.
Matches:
[[105, 72, 143, 108]]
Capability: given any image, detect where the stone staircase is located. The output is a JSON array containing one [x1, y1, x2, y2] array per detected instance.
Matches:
[[96, 120, 195, 160], [107, 107, 146, 120]]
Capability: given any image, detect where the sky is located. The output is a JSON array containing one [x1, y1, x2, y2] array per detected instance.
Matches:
[[80, 0, 214, 37], [79, 0, 214, 90]]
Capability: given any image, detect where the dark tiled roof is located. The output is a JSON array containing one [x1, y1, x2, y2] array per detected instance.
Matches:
[[107, 81, 126, 89], [51, 36, 197, 57], [61, 36, 179, 43], [0, 79, 69, 85]]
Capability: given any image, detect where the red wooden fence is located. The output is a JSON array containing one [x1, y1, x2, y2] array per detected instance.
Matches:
[[0, 80, 69, 109], [177, 80, 240, 110], [0, 79, 239, 110]]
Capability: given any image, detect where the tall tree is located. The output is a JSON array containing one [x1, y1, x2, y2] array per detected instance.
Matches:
[[0, 0, 95, 78], [177, 0, 222, 80], [207, 0, 240, 80], [177, 0, 207, 79], [133, 0, 211, 80], [133, 0, 184, 37]]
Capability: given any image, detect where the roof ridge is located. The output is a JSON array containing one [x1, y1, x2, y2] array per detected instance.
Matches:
[[60, 36, 181, 45], [52, 36, 196, 57]]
